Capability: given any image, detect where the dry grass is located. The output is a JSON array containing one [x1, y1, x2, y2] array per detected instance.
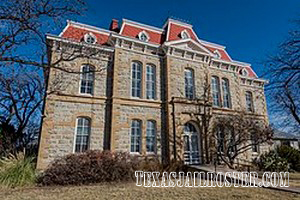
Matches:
[[289, 173, 300, 187], [0, 182, 299, 200]]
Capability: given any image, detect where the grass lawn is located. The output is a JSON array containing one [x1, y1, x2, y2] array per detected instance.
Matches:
[[0, 182, 299, 200]]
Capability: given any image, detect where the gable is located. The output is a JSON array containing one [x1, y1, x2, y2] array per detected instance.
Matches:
[[165, 39, 213, 56], [203, 45, 232, 61], [61, 25, 109, 45], [120, 24, 163, 44], [167, 23, 197, 42]]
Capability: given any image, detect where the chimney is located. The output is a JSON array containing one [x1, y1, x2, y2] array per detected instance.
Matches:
[[109, 19, 119, 32]]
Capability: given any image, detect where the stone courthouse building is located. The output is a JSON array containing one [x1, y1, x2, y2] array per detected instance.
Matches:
[[37, 18, 268, 169]]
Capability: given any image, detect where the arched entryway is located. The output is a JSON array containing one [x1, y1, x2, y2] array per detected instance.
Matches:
[[183, 122, 201, 165]]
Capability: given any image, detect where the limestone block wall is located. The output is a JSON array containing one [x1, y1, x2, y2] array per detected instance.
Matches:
[[37, 49, 113, 169], [111, 103, 162, 157], [168, 57, 207, 99], [37, 96, 107, 169], [48, 51, 113, 98], [112, 48, 163, 100], [240, 85, 267, 116]]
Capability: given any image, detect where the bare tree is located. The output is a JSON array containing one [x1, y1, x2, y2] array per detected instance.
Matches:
[[266, 20, 300, 133], [212, 112, 273, 169], [0, 69, 44, 155], [0, 0, 87, 71]]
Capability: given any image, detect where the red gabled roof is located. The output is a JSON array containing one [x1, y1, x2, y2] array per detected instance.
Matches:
[[244, 67, 257, 78], [61, 25, 109, 45], [203, 45, 232, 61], [167, 23, 197, 41], [120, 24, 163, 44]]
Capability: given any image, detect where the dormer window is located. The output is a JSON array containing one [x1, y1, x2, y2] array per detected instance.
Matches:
[[241, 68, 249, 76], [181, 30, 190, 39], [84, 33, 97, 44], [214, 50, 221, 59], [138, 31, 149, 42]]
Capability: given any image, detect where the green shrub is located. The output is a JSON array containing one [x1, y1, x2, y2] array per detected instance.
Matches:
[[0, 153, 36, 187], [255, 150, 289, 172], [277, 145, 300, 172], [38, 151, 139, 186]]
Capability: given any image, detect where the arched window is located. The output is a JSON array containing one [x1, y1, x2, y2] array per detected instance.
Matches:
[[131, 119, 142, 153], [74, 117, 91, 153], [214, 50, 221, 59], [211, 76, 221, 106], [84, 33, 97, 44], [146, 64, 156, 99], [245, 91, 254, 112], [183, 122, 200, 164], [184, 68, 194, 99], [131, 62, 142, 98], [146, 120, 156, 153], [181, 30, 190, 39], [138, 31, 149, 42], [222, 78, 231, 108], [80, 65, 95, 95]]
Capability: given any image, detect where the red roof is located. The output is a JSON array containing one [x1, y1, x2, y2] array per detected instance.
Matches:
[[167, 23, 197, 41], [244, 67, 257, 78], [203, 45, 231, 61], [121, 24, 163, 44], [61, 25, 109, 45], [57, 19, 258, 79]]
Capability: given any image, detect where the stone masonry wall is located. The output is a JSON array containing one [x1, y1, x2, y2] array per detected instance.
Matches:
[[37, 48, 112, 169]]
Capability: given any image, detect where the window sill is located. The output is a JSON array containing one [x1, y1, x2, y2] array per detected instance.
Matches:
[[79, 93, 93, 97], [146, 152, 156, 156], [130, 152, 141, 155]]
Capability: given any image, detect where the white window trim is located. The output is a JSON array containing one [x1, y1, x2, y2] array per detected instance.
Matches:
[[214, 50, 221, 59], [84, 32, 97, 44], [79, 65, 95, 95], [73, 117, 91, 153], [130, 119, 142, 154], [184, 68, 195, 99], [211, 76, 221, 107], [245, 91, 255, 112], [138, 31, 150, 42], [146, 120, 157, 153], [130, 61, 143, 98], [181, 29, 190, 39], [146, 64, 156, 100], [241, 68, 249, 76]]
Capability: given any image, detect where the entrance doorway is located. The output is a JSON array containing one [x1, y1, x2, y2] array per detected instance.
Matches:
[[183, 122, 200, 165]]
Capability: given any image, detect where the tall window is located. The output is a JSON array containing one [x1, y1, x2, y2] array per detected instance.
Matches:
[[146, 64, 156, 99], [216, 126, 224, 153], [131, 119, 142, 153], [131, 62, 142, 98], [80, 65, 95, 95], [251, 133, 259, 153], [227, 127, 236, 154], [146, 120, 156, 153], [222, 78, 231, 108], [75, 117, 91, 153], [245, 91, 254, 112], [185, 69, 194, 99], [211, 76, 221, 106]]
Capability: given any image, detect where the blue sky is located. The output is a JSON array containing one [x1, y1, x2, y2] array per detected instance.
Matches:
[[71, 0, 300, 77]]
